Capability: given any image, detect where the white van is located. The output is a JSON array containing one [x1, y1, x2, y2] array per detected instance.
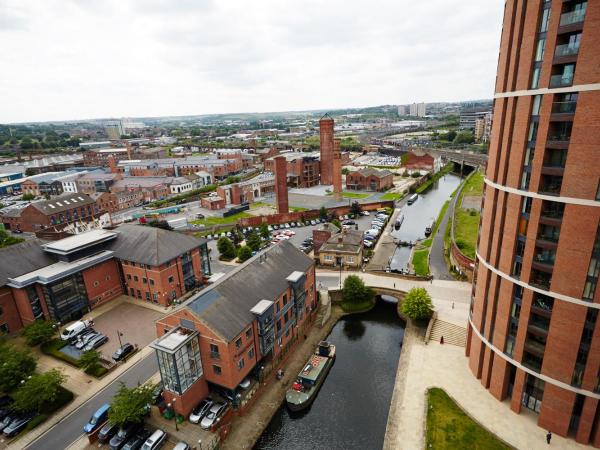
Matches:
[[365, 229, 380, 237], [60, 320, 92, 341], [141, 429, 167, 450]]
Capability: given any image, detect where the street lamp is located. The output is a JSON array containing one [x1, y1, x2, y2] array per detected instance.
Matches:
[[117, 330, 124, 349], [172, 398, 178, 431]]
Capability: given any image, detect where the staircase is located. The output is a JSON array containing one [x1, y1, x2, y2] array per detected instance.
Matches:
[[429, 319, 467, 347]]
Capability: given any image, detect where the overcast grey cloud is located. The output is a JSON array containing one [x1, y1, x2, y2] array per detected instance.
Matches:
[[0, 0, 504, 123]]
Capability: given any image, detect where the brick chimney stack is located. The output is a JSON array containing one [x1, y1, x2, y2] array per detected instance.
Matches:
[[125, 141, 133, 160], [274, 156, 289, 214], [319, 114, 334, 185], [332, 138, 343, 201], [108, 156, 118, 174]]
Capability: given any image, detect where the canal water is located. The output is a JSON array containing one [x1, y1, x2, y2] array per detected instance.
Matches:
[[254, 299, 405, 450], [389, 174, 462, 271]]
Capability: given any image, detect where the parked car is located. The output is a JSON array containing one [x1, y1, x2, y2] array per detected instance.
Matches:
[[109, 422, 141, 450], [361, 211, 370, 216], [75, 331, 98, 350], [310, 220, 317, 225], [112, 343, 135, 362], [141, 429, 167, 450], [122, 432, 150, 450], [84, 334, 108, 351], [363, 240, 374, 248], [189, 398, 213, 424], [239, 378, 251, 389], [200, 402, 228, 430], [3, 415, 32, 438], [83, 403, 110, 434], [98, 421, 119, 444], [0, 414, 17, 434], [365, 229, 380, 237], [343, 220, 356, 226], [60, 320, 92, 341], [173, 443, 191, 450], [364, 234, 376, 241]]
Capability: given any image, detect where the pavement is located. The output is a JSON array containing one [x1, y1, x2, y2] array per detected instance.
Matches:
[[383, 331, 590, 450], [429, 191, 456, 281]]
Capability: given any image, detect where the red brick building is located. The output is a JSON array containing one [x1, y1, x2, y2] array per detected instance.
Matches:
[[403, 150, 442, 172], [346, 168, 394, 191], [150, 241, 317, 417], [200, 196, 226, 210], [0, 226, 211, 333], [0, 193, 102, 232], [264, 153, 321, 188], [466, 1, 600, 446]]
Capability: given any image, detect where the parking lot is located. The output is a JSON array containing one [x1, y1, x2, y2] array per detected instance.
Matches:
[[204, 210, 387, 276], [88, 301, 164, 359]]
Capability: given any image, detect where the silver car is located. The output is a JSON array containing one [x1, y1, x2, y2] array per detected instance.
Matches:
[[189, 398, 213, 424], [200, 402, 227, 430]]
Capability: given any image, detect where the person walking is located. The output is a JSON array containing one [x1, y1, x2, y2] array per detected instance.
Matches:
[[546, 431, 552, 445]]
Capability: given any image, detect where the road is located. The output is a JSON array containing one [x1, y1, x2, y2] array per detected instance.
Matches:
[[25, 355, 158, 450]]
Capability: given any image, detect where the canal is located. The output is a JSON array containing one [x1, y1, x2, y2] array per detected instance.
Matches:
[[389, 174, 462, 270], [254, 299, 405, 450]]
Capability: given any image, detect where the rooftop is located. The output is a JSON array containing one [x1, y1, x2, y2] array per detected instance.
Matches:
[[42, 229, 118, 255], [183, 240, 313, 341], [151, 326, 198, 353], [320, 230, 364, 254]]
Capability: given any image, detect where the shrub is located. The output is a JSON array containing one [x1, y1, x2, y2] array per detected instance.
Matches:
[[13, 369, 67, 414], [22, 320, 56, 346], [401, 287, 434, 321], [0, 344, 37, 392], [237, 245, 253, 262], [217, 236, 236, 259], [342, 275, 375, 306]]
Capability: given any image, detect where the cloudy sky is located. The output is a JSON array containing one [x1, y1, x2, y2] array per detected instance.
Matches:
[[0, 0, 505, 123]]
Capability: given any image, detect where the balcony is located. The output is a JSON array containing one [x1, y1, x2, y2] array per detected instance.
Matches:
[[550, 73, 574, 88], [530, 270, 552, 290], [538, 175, 563, 196], [541, 165, 565, 177], [551, 101, 577, 115], [554, 43, 579, 62], [545, 134, 570, 149], [559, 9, 586, 28]]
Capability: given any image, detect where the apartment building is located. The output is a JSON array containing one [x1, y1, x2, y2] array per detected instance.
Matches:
[[151, 241, 317, 417], [466, 1, 600, 445], [264, 152, 320, 188], [345, 168, 394, 191]]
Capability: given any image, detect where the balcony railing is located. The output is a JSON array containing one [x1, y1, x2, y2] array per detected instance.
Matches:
[[554, 44, 580, 58], [550, 74, 574, 88], [560, 10, 586, 27], [539, 181, 562, 195], [551, 101, 577, 114]]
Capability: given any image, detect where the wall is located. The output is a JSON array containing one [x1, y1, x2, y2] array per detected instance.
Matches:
[[0, 287, 23, 334], [81, 259, 124, 309]]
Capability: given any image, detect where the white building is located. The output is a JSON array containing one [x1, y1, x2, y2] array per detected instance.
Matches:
[[409, 102, 426, 117], [56, 171, 88, 193], [170, 177, 194, 194], [105, 121, 124, 140]]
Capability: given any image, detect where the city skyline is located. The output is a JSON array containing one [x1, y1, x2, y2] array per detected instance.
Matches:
[[0, 0, 503, 123]]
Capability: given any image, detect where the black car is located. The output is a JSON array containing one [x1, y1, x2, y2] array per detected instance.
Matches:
[[3, 415, 32, 438], [122, 431, 149, 450], [98, 421, 119, 444], [112, 343, 135, 362], [0, 414, 16, 433], [109, 422, 141, 450]]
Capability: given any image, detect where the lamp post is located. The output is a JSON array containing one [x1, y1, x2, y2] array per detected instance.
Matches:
[[172, 398, 178, 431], [117, 330, 124, 349], [339, 259, 343, 289]]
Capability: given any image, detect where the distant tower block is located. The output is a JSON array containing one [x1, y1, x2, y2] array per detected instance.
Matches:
[[332, 138, 342, 201], [274, 156, 289, 214], [319, 114, 334, 185]]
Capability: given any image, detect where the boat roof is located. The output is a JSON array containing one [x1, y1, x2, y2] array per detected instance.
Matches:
[[299, 355, 328, 382]]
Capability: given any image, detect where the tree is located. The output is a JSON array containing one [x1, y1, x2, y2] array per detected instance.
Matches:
[[217, 236, 236, 259], [350, 201, 362, 217], [342, 275, 375, 305], [0, 229, 24, 248], [22, 193, 35, 201], [0, 344, 37, 392], [237, 245, 253, 262], [319, 206, 328, 220], [259, 223, 270, 240], [341, 167, 350, 175], [331, 218, 342, 230], [401, 287, 434, 321], [109, 382, 156, 427], [453, 130, 474, 145], [22, 320, 56, 346], [79, 350, 102, 373], [444, 130, 457, 142], [12, 369, 66, 414], [246, 231, 261, 252]]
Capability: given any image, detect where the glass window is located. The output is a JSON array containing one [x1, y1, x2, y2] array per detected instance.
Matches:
[[535, 39, 546, 62], [246, 328, 252, 339], [248, 348, 255, 359], [531, 67, 541, 89], [168, 276, 174, 283], [238, 358, 245, 370], [235, 338, 242, 349], [531, 95, 543, 115], [539, 8, 550, 32], [213, 365, 221, 375]]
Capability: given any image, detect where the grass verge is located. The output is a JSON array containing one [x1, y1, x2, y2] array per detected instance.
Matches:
[[326, 191, 371, 199], [41, 339, 79, 366], [191, 211, 252, 226], [426, 388, 511, 450], [412, 249, 430, 276], [415, 163, 453, 194], [380, 192, 404, 201], [340, 299, 376, 313]]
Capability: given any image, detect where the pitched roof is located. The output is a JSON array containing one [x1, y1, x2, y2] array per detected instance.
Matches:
[[31, 193, 96, 215], [319, 230, 364, 254], [109, 224, 206, 266], [184, 241, 313, 341], [0, 239, 54, 285], [357, 168, 393, 178]]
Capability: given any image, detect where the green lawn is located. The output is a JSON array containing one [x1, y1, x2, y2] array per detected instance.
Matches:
[[291, 206, 309, 212], [412, 249, 430, 276], [327, 191, 371, 199], [453, 170, 484, 259], [190, 211, 252, 226], [380, 192, 404, 201], [426, 388, 511, 450], [250, 201, 273, 210], [454, 209, 479, 259], [340, 299, 376, 313]]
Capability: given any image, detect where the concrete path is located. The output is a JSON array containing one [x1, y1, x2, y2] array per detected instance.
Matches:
[[429, 193, 456, 281], [384, 334, 589, 450], [316, 270, 470, 326]]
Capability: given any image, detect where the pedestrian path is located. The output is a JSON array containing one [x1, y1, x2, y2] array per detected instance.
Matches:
[[384, 334, 589, 450], [429, 318, 466, 347], [429, 193, 456, 280]]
